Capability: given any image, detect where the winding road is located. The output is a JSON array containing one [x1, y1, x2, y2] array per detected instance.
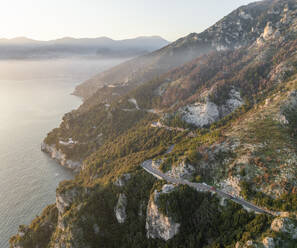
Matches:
[[141, 159, 278, 216]]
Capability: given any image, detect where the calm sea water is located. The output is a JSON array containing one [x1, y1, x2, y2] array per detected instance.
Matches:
[[0, 58, 126, 248]]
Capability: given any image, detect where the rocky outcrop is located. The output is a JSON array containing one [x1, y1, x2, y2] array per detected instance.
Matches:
[[56, 188, 80, 215], [257, 22, 280, 46], [278, 90, 297, 126], [220, 89, 243, 117], [269, 62, 295, 84], [115, 193, 127, 223], [41, 142, 81, 172], [262, 237, 275, 248], [271, 217, 297, 239], [219, 176, 242, 198], [181, 101, 220, 127], [180, 89, 243, 127], [114, 173, 131, 187], [146, 184, 180, 241], [166, 161, 195, 180]]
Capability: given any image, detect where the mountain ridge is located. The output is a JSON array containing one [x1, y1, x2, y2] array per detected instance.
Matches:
[[0, 36, 169, 60], [10, 0, 297, 247], [74, 0, 296, 100]]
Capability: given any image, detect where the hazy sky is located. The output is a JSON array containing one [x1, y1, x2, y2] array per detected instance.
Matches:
[[0, 0, 257, 42]]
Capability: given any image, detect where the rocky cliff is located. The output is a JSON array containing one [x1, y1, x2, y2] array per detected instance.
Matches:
[[10, 1, 297, 247], [74, 0, 297, 103], [146, 185, 180, 241], [41, 142, 82, 172]]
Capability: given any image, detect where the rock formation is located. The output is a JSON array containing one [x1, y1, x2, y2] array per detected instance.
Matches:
[[146, 185, 180, 241], [115, 193, 127, 223]]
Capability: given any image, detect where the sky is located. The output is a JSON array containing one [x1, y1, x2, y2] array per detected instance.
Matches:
[[0, 0, 257, 42]]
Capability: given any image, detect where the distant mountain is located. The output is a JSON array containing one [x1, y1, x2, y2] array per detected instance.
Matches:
[[74, 0, 296, 100], [0, 36, 169, 60]]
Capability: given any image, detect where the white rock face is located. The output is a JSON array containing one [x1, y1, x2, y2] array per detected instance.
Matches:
[[215, 44, 228, 51], [271, 218, 297, 239], [181, 101, 220, 127], [262, 237, 275, 248], [263, 22, 274, 40], [257, 22, 281, 46], [219, 176, 241, 197], [128, 98, 140, 110], [180, 89, 243, 127], [115, 193, 127, 224], [220, 89, 243, 117], [278, 90, 297, 125], [41, 142, 81, 172], [161, 184, 176, 194], [166, 161, 195, 180], [59, 138, 78, 146], [146, 186, 180, 241]]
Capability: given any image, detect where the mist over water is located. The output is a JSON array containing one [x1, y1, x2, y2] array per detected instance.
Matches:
[[0, 58, 126, 248]]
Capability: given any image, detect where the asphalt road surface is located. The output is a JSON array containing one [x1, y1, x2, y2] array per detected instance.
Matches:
[[141, 159, 278, 216]]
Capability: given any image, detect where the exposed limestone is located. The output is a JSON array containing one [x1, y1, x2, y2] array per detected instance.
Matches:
[[262, 237, 275, 248], [59, 138, 78, 146], [219, 176, 241, 197], [181, 101, 220, 127], [263, 22, 274, 40], [220, 89, 244, 117], [128, 98, 140, 110], [256, 22, 281, 46], [269, 62, 295, 84], [278, 90, 297, 125], [180, 89, 243, 127], [271, 217, 297, 239], [146, 185, 180, 241], [115, 193, 127, 224], [166, 161, 195, 180], [41, 142, 81, 172]]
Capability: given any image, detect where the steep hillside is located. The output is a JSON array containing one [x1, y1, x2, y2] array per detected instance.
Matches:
[[10, 1, 297, 248], [74, 0, 296, 101], [41, 0, 297, 169]]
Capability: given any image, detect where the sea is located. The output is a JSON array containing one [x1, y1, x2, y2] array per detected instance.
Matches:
[[0, 58, 126, 248]]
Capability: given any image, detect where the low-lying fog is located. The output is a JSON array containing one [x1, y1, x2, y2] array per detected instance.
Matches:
[[0, 56, 128, 248], [0, 57, 129, 81]]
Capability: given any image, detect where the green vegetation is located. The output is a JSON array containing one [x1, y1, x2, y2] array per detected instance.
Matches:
[[11, 4, 297, 247], [157, 185, 273, 247], [240, 181, 297, 211], [284, 105, 297, 137], [9, 204, 58, 248]]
